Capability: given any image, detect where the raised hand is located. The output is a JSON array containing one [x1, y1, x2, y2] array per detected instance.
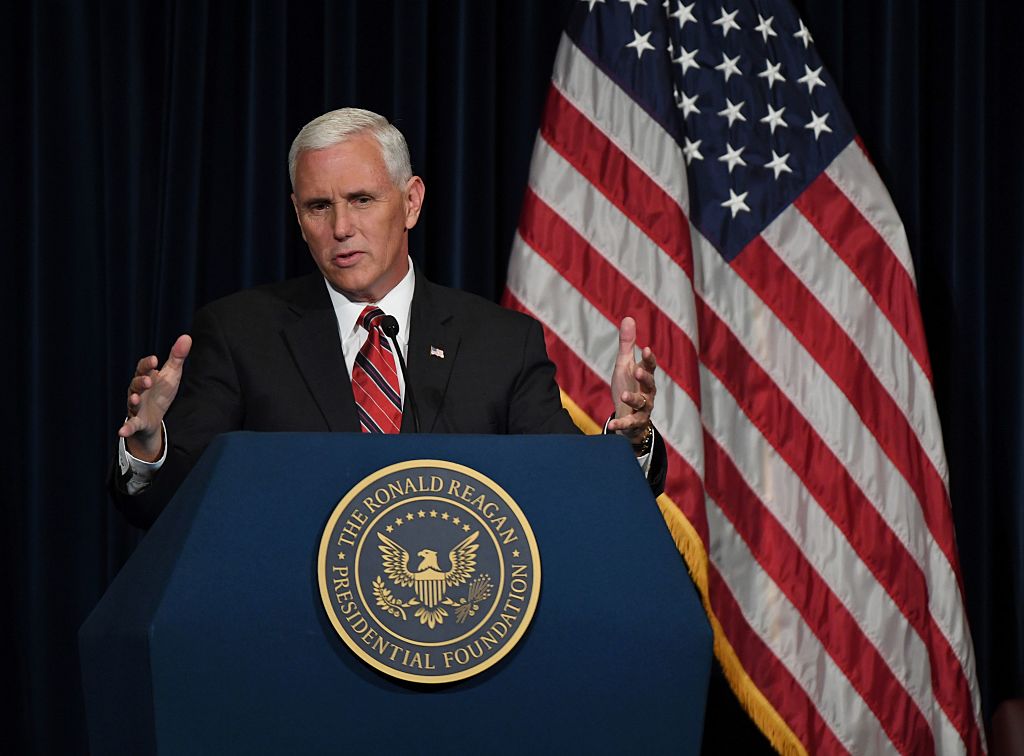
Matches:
[[118, 334, 192, 461], [607, 317, 657, 445]]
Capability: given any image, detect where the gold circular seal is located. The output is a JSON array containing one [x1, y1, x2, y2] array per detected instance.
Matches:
[[317, 460, 542, 683]]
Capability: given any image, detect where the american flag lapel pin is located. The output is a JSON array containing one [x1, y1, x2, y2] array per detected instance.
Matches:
[[430, 346, 445, 359]]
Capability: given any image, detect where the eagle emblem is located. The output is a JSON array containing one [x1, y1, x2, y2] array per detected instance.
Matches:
[[374, 531, 488, 629]]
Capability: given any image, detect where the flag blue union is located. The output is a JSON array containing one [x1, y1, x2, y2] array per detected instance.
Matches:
[[504, 1, 986, 752]]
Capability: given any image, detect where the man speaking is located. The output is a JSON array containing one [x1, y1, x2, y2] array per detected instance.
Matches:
[[112, 108, 665, 528]]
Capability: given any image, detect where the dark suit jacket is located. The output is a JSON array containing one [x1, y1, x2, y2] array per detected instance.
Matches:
[[113, 270, 665, 528]]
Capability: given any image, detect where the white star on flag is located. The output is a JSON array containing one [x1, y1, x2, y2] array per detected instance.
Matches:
[[712, 7, 740, 36], [676, 89, 700, 118], [797, 64, 826, 94], [754, 14, 777, 43], [721, 187, 750, 216], [806, 109, 833, 139], [719, 143, 747, 173], [794, 17, 814, 47], [682, 136, 703, 164], [764, 150, 793, 179], [714, 52, 741, 81], [625, 29, 656, 59], [717, 98, 747, 127], [758, 59, 785, 88], [761, 103, 787, 134], [670, 2, 696, 29], [673, 45, 700, 74]]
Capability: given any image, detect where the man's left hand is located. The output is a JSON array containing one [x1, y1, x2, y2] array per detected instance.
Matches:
[[607, 317, 657, 447]]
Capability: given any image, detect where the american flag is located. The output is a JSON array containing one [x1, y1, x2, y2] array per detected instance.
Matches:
[[502, 0, 986, 752]]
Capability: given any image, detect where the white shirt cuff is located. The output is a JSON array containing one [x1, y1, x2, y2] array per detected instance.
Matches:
[[117, 421, 168, 495]]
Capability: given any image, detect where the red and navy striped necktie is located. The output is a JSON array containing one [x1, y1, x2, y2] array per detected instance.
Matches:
[[351, 306, 403, 433]]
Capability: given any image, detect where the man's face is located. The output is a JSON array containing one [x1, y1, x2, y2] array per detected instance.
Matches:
[[291, 135, 424, 302]]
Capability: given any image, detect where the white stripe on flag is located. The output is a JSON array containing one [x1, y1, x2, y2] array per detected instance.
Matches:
[[825, 142, 917, 283], [694, 226, 936, 571], [760, 200, 948, 483], [706, 494, 900, 756], [507, 233, 704, 472], [552, 35, 691, 213], [700, 365, 965, 753], [527, 135, 699, 346], [693, 215, 978, 710]]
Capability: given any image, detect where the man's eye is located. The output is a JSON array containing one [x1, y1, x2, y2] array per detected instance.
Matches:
[[308, 202, 331, 213], [353, 196, 373, 207]]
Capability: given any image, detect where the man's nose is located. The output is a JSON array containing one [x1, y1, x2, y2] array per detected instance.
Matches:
[[332, 205, 354, 239]]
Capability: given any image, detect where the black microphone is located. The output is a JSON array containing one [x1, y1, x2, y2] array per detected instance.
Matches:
[[380, 315, 420, 433]]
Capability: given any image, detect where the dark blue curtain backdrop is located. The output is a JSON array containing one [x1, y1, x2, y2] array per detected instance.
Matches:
[[2, 1, 1021, 753]]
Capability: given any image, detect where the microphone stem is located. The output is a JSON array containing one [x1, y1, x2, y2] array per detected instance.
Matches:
[[380, 314, 419, 433], [389, 334, 420, 433]]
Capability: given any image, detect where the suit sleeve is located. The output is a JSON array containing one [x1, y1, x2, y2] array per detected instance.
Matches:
[[506, 318, 581, 435]]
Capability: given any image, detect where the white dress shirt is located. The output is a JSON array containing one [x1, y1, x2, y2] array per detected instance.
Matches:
[[330, 261, 414, 398]]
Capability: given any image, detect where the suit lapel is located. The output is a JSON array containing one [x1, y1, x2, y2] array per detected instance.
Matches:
[[280, 275, 360, 432], [404, 272, 458, 433]]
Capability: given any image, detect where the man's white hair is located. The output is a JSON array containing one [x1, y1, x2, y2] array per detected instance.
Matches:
[[287, 107, 412, 189]]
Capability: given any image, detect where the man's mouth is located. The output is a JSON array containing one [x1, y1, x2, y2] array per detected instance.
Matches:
[[332, 250, 365, 266]]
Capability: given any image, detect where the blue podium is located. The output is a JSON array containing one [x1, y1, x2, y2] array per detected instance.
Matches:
[[81, 433, 711, 754]]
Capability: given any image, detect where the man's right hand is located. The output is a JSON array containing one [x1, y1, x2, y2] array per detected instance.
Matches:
[[118, 335, 192, 462]]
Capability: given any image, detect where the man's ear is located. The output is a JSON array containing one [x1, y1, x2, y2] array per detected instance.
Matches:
[[404, 177, 425, 231]]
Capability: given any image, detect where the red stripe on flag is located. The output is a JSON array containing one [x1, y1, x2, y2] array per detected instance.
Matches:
[[517, 189, 700, 407], [540, 86, 694, 278], [793, 173, 933, 381], [731, 236, 959, 574], [697, 296, 984, 754], [705, 432, 934, 755], [501, 288, 609, 419], [658, 445, 709, 550], [527, 91, 713, 546], [706, 565, 850, 754], [502, 289, 709, 545]]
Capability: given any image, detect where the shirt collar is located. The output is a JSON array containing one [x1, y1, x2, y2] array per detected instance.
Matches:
[[323, 259, 415, 350]]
